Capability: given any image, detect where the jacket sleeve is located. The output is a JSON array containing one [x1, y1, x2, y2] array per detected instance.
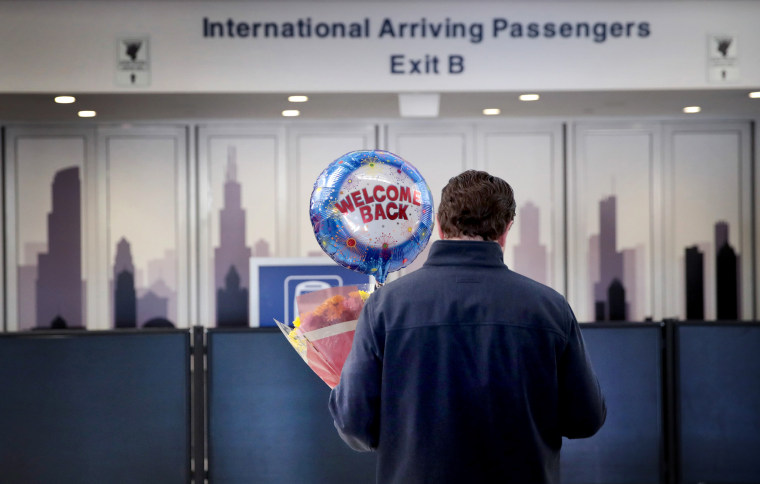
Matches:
[[558, 305, 607, 439], [328, 297, 382, 452]]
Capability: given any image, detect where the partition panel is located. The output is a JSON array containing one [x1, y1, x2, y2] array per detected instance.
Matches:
[[561, 323, 665, 484], [674, 322, 760, 484], [0, 331, 191, 484], [206, 329, 376, 483]]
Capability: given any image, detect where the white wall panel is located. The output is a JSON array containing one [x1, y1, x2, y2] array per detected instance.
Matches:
[[288, 123, 376, 258], [197, 124, 286, 327], [569, 123, 659, 322], [97, 125, 189, 329], [662, 121, 753, 320], [478, 122, 565, 294], [756, 119, 760, 320], [3, 127, 96, 331], [384, 121, 474, 275]]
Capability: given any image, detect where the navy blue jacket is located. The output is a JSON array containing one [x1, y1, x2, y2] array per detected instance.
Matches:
[[329, 240, 606, 483]]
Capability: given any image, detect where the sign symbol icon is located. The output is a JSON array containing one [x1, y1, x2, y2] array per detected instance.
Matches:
[[716, 38, 732, 57], [125, 41, 142, 61], [116, 36, 150, 87]]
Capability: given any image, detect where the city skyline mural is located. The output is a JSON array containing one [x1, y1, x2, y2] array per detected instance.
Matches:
[[482, 129, 563, 292], [4, 122, 754, 330], [206, 139, 278, 326], [14, 133, 89, 331], [512, 201, 549, 286], [17, 166, 85, 329], [587, 195, 646, 322], [107, 134, 181, 328], [571, 129, 653, 322], [215, 147, 252, 327], [683, 222, 740, 320], [669, 127, 749, 320]]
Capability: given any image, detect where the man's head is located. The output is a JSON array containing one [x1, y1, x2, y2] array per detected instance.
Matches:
[[436, 170, 516, 243]]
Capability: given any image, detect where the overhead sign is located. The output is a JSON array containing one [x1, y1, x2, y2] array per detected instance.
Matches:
[[0, 1, 758, 92]]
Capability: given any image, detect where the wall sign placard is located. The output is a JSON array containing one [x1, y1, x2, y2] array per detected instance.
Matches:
[[249, 257, 371, 327], [116, 36, 150, 87], [707, 33, 739, 83]]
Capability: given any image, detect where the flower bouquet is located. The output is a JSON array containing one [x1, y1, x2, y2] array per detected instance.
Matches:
[[275, 285, 371, 388]]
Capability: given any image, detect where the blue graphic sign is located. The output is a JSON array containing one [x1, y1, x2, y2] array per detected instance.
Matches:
[[249, 257, 372, 327]]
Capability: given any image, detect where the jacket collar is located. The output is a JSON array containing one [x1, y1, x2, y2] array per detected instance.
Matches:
[[423, 240, 507, 269]]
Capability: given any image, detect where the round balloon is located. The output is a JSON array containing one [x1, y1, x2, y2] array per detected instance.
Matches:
[[310, 150, 434, 283]]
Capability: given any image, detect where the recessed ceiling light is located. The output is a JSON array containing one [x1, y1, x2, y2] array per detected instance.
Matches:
[[749, 91, 760, 99], [288, 95, 308, 103], [482, 108, 501, 116], [519, 94, 540, 101], [683, 106, 701, 114], [54, 96, 76, 104], [282, 109, 300, 117], [77, 110, 96, 118]]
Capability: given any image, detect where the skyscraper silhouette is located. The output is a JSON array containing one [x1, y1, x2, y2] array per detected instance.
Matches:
[[217, 266, 249, 327], [513, 201, 548, 285], [608, 279, 626, 320], [114, 238, 137, 328], [715, 222, 738, 320], [36, 167, 82, 328], [685, 245, 705, 320], [593, 196, 626, 321], [215, 146, 252, 326]]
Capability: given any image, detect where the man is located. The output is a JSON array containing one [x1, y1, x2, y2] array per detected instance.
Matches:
[[329, 170, 606, 483]]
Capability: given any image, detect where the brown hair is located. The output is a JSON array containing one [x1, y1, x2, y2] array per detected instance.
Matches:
[[437, 170, 516, 241]]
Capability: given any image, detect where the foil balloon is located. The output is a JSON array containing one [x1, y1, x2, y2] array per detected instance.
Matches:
[[310, 150, 434, 283]]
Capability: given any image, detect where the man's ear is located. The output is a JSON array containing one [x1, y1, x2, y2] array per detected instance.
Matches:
[[436, 214, 445, 240], [497, 220, 514, 248]]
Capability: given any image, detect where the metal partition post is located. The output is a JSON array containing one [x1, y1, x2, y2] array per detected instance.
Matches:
[[191, 326, 207, 484], [663, 320, 678, 484]]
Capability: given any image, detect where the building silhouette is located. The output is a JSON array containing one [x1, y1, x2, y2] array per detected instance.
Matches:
[[622, 246, 642, 320], [685, 245, 705, 320], [36, 166, 82, 328], [146, 250, 178, 323], [715, 222, 738, 319], [608, 279, 626, 320], [217, 266, 249, 327], [592, 196, 627, 321], [214, 146, 252, 326], [254, 238, 271, 257], [138, 290, 168, 325], [513, 201, 548, 285], [114, 238, 137, 328]]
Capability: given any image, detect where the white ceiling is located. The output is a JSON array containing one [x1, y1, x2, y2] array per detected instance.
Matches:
[[1, 89, 758, 122]]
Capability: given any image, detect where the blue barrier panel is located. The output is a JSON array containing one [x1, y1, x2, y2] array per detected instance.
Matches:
[[207, 328, 376, 483], [0, 330, 191, 484], [676, 322, 760, 484], [561, 323, 664, 484]]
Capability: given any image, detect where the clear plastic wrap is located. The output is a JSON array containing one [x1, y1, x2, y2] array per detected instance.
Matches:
[[276, 285, 371, 388]]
